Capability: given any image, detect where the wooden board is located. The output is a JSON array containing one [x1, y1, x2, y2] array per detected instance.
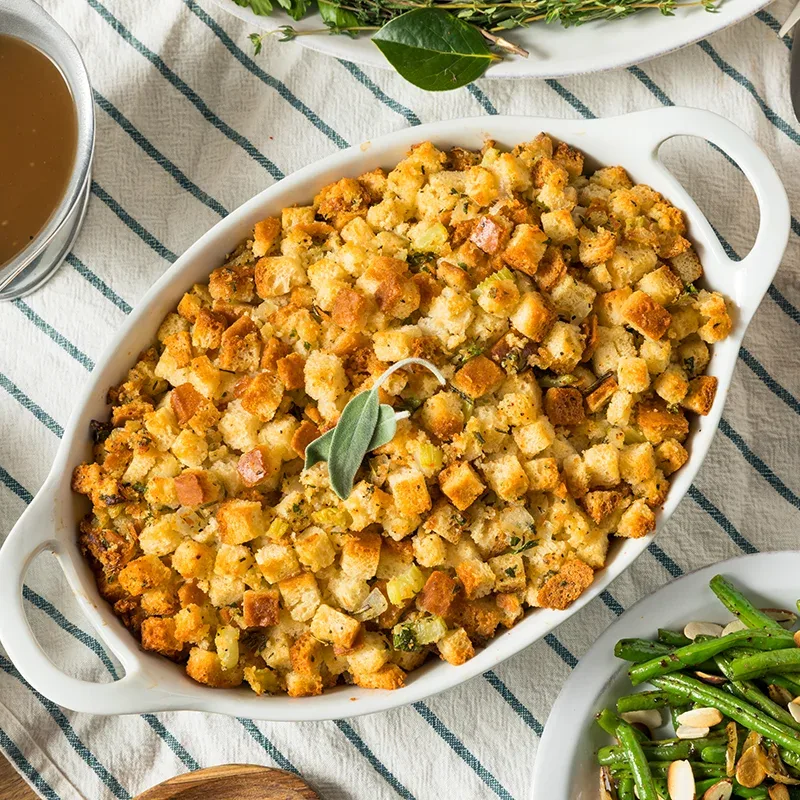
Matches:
[[0, 753, 37, 800], [133, 764, 320, 800]]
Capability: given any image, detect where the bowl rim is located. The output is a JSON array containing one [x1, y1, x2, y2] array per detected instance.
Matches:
[[0, 108, 789, 721], [0, 0, 96, 292]]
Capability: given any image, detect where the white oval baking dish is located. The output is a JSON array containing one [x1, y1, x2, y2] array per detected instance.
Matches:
[[0, 108, 789, 721]]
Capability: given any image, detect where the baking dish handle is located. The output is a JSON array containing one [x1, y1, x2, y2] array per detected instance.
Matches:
[[0, 489, 175, 715], [627, 106, 790, 321]]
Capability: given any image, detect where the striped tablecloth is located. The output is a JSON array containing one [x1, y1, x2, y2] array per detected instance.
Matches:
[[2, 1, 800, 797]]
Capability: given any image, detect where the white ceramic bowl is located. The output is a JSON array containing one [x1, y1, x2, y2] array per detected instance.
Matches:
[[531, 551, 800, 799], [212, 0, 771, 80], [0, 108, 789, 721]]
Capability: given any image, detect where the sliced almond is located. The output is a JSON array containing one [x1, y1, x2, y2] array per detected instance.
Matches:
[[736, 745, 767, 788], [762, 607, 797, 626], [667, 760, 695, 800], [676, 724, 710, 739], [620, 709, 662, 731], [703, 779, 733, 800], [788, 700, 800, 724], [599, 766, 617, 800], [721, 619, 747, 637], [684, 621, 723, 640], [794, 630, 800, 648], [725, 721, 738, 777], [770, 785, 791, 800], [768, 683, 794, 706], [694, 670, 727, 685], [676, 707, 724, 728]]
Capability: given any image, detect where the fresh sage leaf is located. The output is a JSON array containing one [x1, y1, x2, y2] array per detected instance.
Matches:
[[373, 8, 496, 92], [304, 429, 333, 471], [328, 389, 380, 499], [318, 0, 361, 29]]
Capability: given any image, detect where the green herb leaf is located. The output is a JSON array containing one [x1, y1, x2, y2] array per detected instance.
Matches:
[[373, 9, 496, 92], [318, 0, 361, 29], [275, 0, 311, 20], [233, 0, 274, 15], [328, 389, 381, 499], [303, 404, 398, 470]]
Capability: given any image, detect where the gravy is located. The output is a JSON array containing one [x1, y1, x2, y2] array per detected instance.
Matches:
[[0, 35, 78, 267]]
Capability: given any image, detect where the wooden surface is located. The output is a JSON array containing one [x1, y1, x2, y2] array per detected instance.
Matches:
[[133, 764, 320, 800], [0, 752, 37, 800]]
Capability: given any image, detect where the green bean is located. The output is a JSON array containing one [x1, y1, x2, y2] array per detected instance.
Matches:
[[658, 628, 692, 646], [616, 721, 658, 800], [763, 673, 800, 696], [616, 691, 675, 713], [597, 741, 693, 765], [671, 703, 691, 731], [700, 744, 727, 763], [617, 776, 635, 800], [728, 648, 800, 681], [710, 575, 784, 631], [650, 673, 800, 756], [615, 638, 673, 663], [629, 629, 795, 685], [726, 679, 800, 731], [731, 787, 768, 799], [695, 778, 727, 794], [596, 708, 648, 741]]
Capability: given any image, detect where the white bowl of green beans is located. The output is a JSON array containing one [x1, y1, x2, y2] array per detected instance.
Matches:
[[532, 552, 800, 800]]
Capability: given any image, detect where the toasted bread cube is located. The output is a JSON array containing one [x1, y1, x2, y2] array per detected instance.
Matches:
[[481, 454, 529, 501], [437, 627, 474, 666], [208, 573, 245, 607], [563, 453, 590, 498], [255, 255, 307, 298], [617, 357, 650, 394], [421, 501, 465, 545], [583, 443, 620, 488], [279, 572, 322, 622], [186, 356, 223, 401], [550, 275, 597, 325], [619, 442, 656, 485], [439, 461, 485, 511], [351, 663, 406, 690], [344, 481, 389, 531], [172, 540, 214, 580], [538, 321, 585, 374], [470, 215, 511, 255], [240, 371, 284, 423], [456, 558, 496, 600], [208, 265, 254, 302], [387, 468, 431, 516], [502, 223, 548, 275], [290, 420, 319, 459], [509, 292, 556, 342], [218, 316, 261, 373], [544, 387, 585, 427], [420, 391, 465, 440], [681, 375, 718, 416], [174, 469, 218, 507], [581, 490, 624, 524], [310, 604, 361, 649], [214, 543, 255, 578], [669, 247, 703, 285], [656, 438, 689, 476], [637, 265, 683, 306], [596, 288, 633, 327], [640, 339, 672, 375], [217, 499, 264, 545], [237, 446, 281, 489], [488, 553, 526, 593], [294, 526, 336, 572], [255, 542, 301, 584], [171, 429, 208, 468], [418, 570, 458, 617], [579, 226, 616, 267], [513, 417, 555, 459], [412, 530, 446, 567], [243, 588, 280, 627], [617, 498, 656, 539], [341, 532, 382, 580], [537, 557, 594, 610], [654, 365, 690, 405], [191, 308, 226, 351], [174, 604, 210, 644], [541, 209, 579, 244], [498, 390, 540, 427], [330, 287, 370, 330], [452, 356, 505, 400], [285, 671, 323, 697], [637, 401, 689, 444], [145, 406, 180, 451], [289, 631, 323, 676], [607, 389, 635, 427], [273, 352, 305, 391], [138, 516, 184, 557], [141, 617, 183, 658], [622, 291, 671, 341], [118, 555, 171, 597], [373, 325, 421, 363], [584, 375, 618, 414], [252, 216, 281, 257], [523, 457, 560, 491], [633, 470, 669, 508], [186, 647, 243, 688], [375, 273, 420, 319], [219, 400, 261, 452], [347, 631, 391, 676], [177, 291, 203, 323]]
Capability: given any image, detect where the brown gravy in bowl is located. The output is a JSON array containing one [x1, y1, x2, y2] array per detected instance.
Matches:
[[0, 35, 78, 267]]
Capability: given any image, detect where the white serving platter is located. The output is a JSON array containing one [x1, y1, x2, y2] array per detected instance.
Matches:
[[531, 551, 800, 799], [213, 0, 773, 80], [0, 109, 788, 722]]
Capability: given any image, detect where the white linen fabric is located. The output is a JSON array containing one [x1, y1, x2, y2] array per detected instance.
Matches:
[[2, 1, 800, 797]]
